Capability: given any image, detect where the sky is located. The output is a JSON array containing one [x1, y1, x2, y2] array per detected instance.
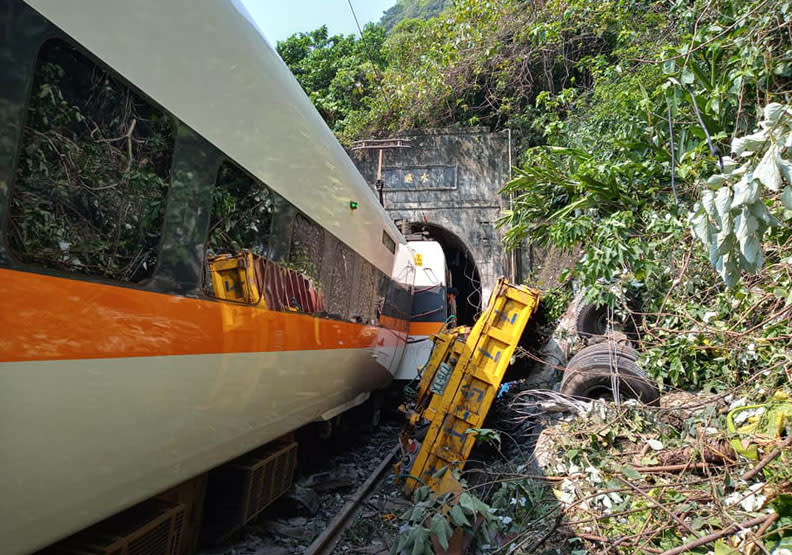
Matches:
[[239, 0, 396, 45]]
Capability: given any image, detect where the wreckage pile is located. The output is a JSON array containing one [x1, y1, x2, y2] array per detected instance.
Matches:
[[388, 288, 792, 554], [387, 382, 792, 554], [511, 384, 792, 554]]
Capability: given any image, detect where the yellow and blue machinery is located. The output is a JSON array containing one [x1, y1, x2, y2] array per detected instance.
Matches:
[[208, 251, 263, 305], [398, 278, 540, 494]]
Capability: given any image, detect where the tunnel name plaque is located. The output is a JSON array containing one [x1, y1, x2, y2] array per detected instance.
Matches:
[[382, 165, 457, 191]]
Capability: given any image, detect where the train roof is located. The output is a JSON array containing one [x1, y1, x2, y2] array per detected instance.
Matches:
[[24, 0, 403, 275]]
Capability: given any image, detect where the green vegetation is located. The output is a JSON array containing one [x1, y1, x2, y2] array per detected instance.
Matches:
[[276, 25, 387, 137], [278, 2, 792, 552], [279, 0, 792, 392], [379, 0, 451, 30]]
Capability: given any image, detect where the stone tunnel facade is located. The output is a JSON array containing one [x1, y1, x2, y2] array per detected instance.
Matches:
[[348, 128, 524, 308]]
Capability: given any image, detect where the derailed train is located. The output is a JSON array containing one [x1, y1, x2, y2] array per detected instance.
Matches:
[[0, 1, 448, 552]]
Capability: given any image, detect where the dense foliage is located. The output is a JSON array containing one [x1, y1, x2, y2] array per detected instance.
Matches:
[[279, 3, 792, 552], [379, 0, 451, 30], [495, 0, 792, 392], [277, 0, 792, 392], [276, 25, 387, 136]]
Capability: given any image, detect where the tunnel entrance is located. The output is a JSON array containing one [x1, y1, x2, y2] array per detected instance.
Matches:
[[407, 223, 482, 326]]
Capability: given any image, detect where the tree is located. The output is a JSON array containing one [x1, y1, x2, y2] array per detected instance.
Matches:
[[276, 24, 387, 135]]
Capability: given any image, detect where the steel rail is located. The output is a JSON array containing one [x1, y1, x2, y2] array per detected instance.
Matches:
[[304, 444, 399, 555]]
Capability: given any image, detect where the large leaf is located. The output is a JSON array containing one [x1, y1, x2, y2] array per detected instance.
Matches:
[[459, 492, 478, 515], [719, 252, 740, 289], [776, 151, 792, 184], [430, 513, 452, 551], [702, 189, 718, 220], [755, 145, 782, 191], [764, 102, 786, 125], [732, 176, 760, 207], [715, 186, 733, 233], [690, 208, 711, 243], [731, 129, 769, 156], [782, 186, 792, 211], [450, 504, 470, 527], [735, 207, 759, 245]]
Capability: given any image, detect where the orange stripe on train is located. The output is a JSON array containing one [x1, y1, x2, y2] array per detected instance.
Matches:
[[408, 321, 445, 336], [0, 268, 407, 362]]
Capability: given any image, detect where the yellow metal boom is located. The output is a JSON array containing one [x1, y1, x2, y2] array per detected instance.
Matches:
[[399, 278, 540, 494]]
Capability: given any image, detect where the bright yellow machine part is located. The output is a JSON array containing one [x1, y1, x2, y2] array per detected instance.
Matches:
[[399, 278, 540, 495], [207, 251, 264, 306]]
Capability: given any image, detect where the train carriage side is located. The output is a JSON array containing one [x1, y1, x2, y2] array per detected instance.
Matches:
[[0, 1, 412, 552]]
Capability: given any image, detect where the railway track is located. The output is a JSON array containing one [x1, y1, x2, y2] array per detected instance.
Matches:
[[305, 445, 400, 555]]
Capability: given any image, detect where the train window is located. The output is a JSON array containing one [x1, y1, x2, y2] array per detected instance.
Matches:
[[382, 231, 396, 254], [7, 39, 175, 282], [206, 161, 274, 256]]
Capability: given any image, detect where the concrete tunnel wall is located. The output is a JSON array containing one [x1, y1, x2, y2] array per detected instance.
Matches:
[[348, 128, 525, 308]]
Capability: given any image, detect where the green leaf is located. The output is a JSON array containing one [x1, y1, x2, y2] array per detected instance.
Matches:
[[706, 174, 728, 188], [755, 146, 782, 191], [690, 208, 711, 244], [413, 486, 431, 503], [732, 177, 759, 207], [410, 527, 430, 555], [772, 493, 792, 517], [459, 492, 478, 515], [701, 189, 717, 219], [714, 540, 740, 555], [764, 102, 786, 124], [430, 513, 451, 550], [714, 186, 732, 231], [777, 149, 792, 183], [410, 505, 427, 522], [620, 465, 642, 480], [450, 504, 470, 527], [681, 67, 695, 85], [395, 530, 412, 554], [782, 186, 792, 211], [732, 130, 768, 156]]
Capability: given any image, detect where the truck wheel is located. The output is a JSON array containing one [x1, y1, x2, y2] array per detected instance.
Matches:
[[561, 343, 659, 404], [570, 341, 638, 362], [575, 302, 611, 339]]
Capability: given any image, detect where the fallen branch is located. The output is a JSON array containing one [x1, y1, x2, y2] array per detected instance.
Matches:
[[659, 513, 774, 555], [740, 433, 792, 481], [632, 462, 729, 473], [745, 512, 779, 555], [561, 530, 663, 553]]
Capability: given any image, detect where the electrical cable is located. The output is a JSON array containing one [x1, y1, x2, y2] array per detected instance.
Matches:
[[346, 0, 364, 37]]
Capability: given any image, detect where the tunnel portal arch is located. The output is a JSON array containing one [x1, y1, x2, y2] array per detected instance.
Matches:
[[408, 222, 481, 326]]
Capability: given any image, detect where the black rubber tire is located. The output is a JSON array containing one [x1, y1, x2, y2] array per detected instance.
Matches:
[[562, 343, 659, 404], [575, 302, 612, 339], [569, 342, 638, 363]]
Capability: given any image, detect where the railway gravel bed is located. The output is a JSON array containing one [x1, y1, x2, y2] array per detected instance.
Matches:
[[199, 415, 404, 555]]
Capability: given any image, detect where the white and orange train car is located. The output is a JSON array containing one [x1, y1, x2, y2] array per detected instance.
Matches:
[[0, 1, 436, 552]]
